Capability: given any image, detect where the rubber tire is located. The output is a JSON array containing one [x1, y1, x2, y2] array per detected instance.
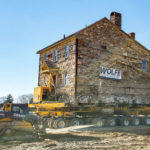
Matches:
[[38, 119, 45, 130], [131, 117, 140, 126], [93, 118, 105, 127], [119, 117, 130, 126], [32, 121, 39, 131], [143, 117, 150, 125], [0, 128, 16, 138], [70, 118, 83, 126], [106, 117, 116, 127], [53, 118, 66, 129], [47, 118, 55, 129]]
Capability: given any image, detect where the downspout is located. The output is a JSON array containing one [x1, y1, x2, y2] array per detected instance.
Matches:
[[75, 38, 78, 104], [38, 55, 41, 86]]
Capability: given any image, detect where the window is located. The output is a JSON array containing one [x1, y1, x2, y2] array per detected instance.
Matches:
[[46, 53, 49, 61], [48, 54, 52, 59], [12, 106, 23, 113], [54, 50, 58, 61], [142, 60, 147, 71], [66, 45, 70, 57], [64, 72, 68, 86]]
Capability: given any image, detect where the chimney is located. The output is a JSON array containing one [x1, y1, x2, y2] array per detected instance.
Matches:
[[110, 11, 122, 29], [128, 32, 135, 40]]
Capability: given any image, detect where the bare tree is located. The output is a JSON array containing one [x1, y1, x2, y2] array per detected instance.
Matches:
[[0, 97, 7, 104], [17, 94, 33, 104]]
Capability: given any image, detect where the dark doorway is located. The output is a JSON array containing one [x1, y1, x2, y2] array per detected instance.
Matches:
[[53, 75, 56, 85]]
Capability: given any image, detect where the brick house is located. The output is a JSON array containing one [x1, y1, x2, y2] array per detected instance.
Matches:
[[37, 12, 150, 105]]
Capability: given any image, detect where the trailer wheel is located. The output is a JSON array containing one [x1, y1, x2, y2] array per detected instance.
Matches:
[[38, 120, 43, 130], [53, 118, 66, 129], [5, 128, 12, 135], [106, 117, 116, 127], [37, 119, 46, 131], [144, 117, 150, 125], [32, 121, 39, 131], [0, 127, 16, 138], [93, 118, 105, 127], [70, 118, 83, 126], [131, 117, 140, 126], [47, 118, 54, 129], [119, 117, 130, 126]]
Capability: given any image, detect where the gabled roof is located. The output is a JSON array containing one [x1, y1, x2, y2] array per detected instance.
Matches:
[[37, 17, 107, 54], [37, 17, 150, 54]]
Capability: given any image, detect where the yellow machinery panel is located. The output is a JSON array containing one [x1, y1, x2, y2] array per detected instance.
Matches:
[[28, 103, 73, 117], [33, 73, 56, 103], [33, 86, 50, 103], [28, 103, 66, 109], [33, 87, 42, 103], [2, 103, 12, 112]]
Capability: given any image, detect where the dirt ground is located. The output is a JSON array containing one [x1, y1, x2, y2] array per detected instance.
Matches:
[[0, 125, 150, 150]]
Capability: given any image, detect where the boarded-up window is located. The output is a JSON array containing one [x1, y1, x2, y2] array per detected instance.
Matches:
[[142, 60, 147, 71]]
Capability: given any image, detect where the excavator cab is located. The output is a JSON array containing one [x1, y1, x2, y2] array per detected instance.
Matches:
[[0, 102, 28, 123], [1, 103, 28, 114], [2, 103, 12, 112]]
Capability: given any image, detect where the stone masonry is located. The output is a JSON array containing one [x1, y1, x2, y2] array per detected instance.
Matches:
[[37, 12, 150, 105]]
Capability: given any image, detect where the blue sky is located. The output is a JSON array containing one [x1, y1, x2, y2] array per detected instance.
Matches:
[[0, 0, 150, 98]]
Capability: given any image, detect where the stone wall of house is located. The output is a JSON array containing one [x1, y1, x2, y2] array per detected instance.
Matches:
[[76, 18, 150, 105], [38, 38, 77, 103]]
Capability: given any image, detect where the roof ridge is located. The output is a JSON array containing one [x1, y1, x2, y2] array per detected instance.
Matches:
[[37, 17, 107, 54], [37, 16, 150, 54]]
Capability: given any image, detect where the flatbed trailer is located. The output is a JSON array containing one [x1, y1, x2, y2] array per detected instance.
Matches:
[[28, 102, 150, 129]]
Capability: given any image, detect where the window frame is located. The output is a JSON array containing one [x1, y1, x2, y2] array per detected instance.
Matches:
[[142, 60, 147, 71], [45, 53, 49, 61], [66, 45, 70, 58], [64, 72, 68, 86], [54, 50, 58, 61]]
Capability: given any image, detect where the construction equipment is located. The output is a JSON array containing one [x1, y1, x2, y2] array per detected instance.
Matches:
[[33, 73, 56, 103], [28, 72, 150, 130], [0, 102, 43, 138], [1, 71, 150, 137]]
